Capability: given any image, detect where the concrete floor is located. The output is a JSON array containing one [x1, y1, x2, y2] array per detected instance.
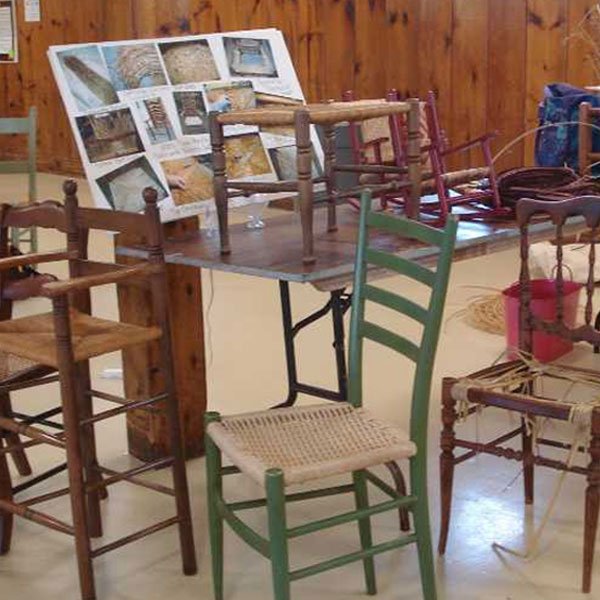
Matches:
[[0, 173, 598, 599]]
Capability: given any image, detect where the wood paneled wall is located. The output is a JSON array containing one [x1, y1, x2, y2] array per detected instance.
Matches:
[[0, 0, 598, 174]]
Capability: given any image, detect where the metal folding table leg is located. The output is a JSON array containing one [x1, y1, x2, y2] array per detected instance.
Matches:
[[274, 281, 352, 408]]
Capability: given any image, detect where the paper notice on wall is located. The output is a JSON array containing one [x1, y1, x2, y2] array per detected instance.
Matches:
[[24, 0, 41, 23], [48, 29, 324, 223], [0, 1, 17, 63]]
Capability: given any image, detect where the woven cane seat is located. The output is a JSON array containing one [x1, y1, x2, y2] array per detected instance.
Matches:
[[207, 403, 416, 486], [0, 310, 162, 367]]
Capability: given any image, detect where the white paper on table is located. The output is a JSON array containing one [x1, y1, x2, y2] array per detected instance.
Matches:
[[24, 0, 41, 23]]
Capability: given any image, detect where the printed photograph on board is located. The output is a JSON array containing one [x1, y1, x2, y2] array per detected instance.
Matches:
[[256, 92, 302, 137], [57, 45, 118, 111], [96, 156, 168, 213], [161, 154, 214, 206], [75, 108, 144, 164], [268, 145, 321, 181], [223, 37, 278, 78], [173, 90, 209, 135], [135, 97, 176, 145], [205, 80, 256, 113], [159, 39, 220, 84], [224, 133, 272, 179], [102, 44, 167, 91]]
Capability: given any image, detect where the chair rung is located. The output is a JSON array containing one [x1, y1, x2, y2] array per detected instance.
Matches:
[[88, 389, 167, 406], [87, 457, 173, 493], [21, 484, 71, 507], [0, 416, 65, 449], [0, 374, 59, 394], [81, 394, 166, 425], [290, 534, 418, 581], [13, 463, 68, 495], [91, 516, 180, 558], [287, 496, 416, 539], [99, 465, 175, 496], [0, 497, 74, 535]]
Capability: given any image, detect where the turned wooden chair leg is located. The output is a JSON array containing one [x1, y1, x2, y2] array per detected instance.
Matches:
[[439, 379, 457, 554], [209, 112, 230, 255], [522, 416, 534, 505], [76, 362, 104, 538], [0, 391, 31, 477], [295, 109, 315, 265], [583, 420, 600, 593], [54, 298, 96, 600], [384, 461, 410, 531], [0, 432, 14, 555]]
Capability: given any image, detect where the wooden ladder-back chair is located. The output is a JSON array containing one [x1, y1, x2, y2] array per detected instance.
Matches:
[[342, 89, 407, 210], [423, 90, 506, 223], [579, 102, 600, 176], [0, 203, 64, 486], [438, 195, 600, 593], [204, 190, 458, 600], [0, 107, 38, 252], [0, 180, 197, 600]]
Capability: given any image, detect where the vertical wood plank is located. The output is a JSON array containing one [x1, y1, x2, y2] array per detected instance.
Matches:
[[566, 0, 599, 88], [451, 0, 489, 169], [385, 0, 419, 98], [322, 0, 356, 99], [487, 0, 527, 171], [418, 0, 453, 146], [524, 0, 568, 164], [355, 0, 388, 99]]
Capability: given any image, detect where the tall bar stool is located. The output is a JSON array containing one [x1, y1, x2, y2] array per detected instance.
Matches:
[[0, 181, 197, 599], [209, 99, 422, 265]]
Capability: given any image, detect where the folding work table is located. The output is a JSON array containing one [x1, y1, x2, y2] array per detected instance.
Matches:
[[116, 203, 586, 459]]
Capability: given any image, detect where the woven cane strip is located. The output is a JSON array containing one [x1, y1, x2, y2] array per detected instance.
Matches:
[[218, 404, 410, 472]]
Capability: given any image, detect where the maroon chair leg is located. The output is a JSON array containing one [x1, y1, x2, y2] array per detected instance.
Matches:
[[439, 379, 457, 554], [0, 434, 13, 554], [583, 418, 600, 593], [0, 392, 31, 476], [522, 417, 534, 505]]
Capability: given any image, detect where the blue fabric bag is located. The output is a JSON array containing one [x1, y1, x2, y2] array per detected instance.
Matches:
[[535, 83, 600, 172]]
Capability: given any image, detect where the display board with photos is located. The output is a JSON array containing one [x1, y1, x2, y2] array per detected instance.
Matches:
[[48, 29, 324, 222]]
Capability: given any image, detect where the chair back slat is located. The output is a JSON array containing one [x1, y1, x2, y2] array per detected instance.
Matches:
[[365, 248, 435, 286], [360, 320, 420, 362], [516, 196, 600, 350], [348, 191, 457, 455], [0, 160, 29, 174], [366, 210, 445, 245], [77, 206, 148, 234], [0, 118, 30, 135], [362, 284, 428, 324], [1, 201, 67, 231]]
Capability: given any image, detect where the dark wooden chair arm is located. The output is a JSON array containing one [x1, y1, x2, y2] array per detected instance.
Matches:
[[440, 132, 498, 157], [40, 264, 162, 298], [0, 250, 75, 271]]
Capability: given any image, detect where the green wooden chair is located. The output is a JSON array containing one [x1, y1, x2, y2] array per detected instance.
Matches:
[[0, 107, 38, 252], [205, 191, 458, 600]]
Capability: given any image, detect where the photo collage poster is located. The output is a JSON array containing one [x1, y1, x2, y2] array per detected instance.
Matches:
[[48, 28, 324, 222]]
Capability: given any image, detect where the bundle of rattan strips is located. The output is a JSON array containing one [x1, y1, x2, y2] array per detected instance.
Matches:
[[451, 354, 600, 558], [207, 403, 416, 486]]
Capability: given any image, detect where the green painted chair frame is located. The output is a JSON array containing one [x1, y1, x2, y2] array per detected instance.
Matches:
[[205, 191, 458, 600], [0, 107, 38, 252]]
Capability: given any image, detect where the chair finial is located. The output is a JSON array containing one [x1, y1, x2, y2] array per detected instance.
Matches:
[[63, 179, 78, 197], [143, 187, 159, 206]]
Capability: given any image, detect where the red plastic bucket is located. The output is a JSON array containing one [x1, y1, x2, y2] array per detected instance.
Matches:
[[502, 279, 582, 362]]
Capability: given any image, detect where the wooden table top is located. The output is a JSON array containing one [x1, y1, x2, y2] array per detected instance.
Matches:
[[118, 204, 586, 292]]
